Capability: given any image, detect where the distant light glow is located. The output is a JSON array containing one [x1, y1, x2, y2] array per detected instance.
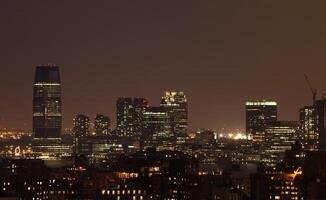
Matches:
[[218, 132, 248, 140], [245, 101, 277, 106], [14, 146, 21, 156], [34, 83, 61, 86]]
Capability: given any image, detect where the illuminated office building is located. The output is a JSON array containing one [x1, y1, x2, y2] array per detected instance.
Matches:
[[73, 114, 90, 155], [33, 64, 62, 138], [73, 114, 91, 138], [263, 121, 299, 166], [32, 64, 67, 159], [142, 107, 171, 136], [116, 97, 133, 136], [160, 91, 188, 135], [141, 107, 172, 150], [245, 100, 277, 144], [133, 98, 148, 135], [116, 97, 148, 136], [316, 93, 326, 150], [299, 106, 318, 150], [76, 136, 112, 164], [94, 114, 110, 136]]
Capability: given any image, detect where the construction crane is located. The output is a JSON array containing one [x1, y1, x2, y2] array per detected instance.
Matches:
[[304, 74, 317, 106]]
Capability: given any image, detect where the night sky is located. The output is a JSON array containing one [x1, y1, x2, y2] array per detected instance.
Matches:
[[1, 1, 326, 131]]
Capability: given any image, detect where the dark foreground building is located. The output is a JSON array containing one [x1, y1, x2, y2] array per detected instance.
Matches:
[[303, 151, 326, 199], [0, 150, 242, 200]]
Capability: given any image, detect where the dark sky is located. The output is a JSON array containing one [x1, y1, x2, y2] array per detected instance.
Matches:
[[1, 1, 326, 131]]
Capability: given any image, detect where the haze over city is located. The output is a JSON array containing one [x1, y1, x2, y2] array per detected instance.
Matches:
[[2, 1, 326, 200], [1, 1, 326, 130]]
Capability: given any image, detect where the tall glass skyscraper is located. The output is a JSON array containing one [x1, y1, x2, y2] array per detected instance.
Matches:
[[33, 64, 62, 138], [299, 106, 318, 151], [245, 100, 278, 144], [263, 121, 299, 166], [32, 64, 70, 160], [116, 97, 148, 136], [316, 93, 326, 150], [160, 91, 188, 136]]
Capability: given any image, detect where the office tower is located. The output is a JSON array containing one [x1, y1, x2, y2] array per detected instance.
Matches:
[[160, 91, 188, 136], [33, 64, 62, 138], [116, 97, 133, 136], [116, 97, 148, 136], [141, 107, 172, 150], [263, 121, 299, 166], [73, 114, 90, 155], [73, 114, 91, 138], [316, 93, 326, 150], [32, 64, 71, 159], [245, 100, 277, 144], [142, 107, 171, 137], [299, 106, 318, 150], [133, 98, 149, 135], [94, 114, 110, 136]]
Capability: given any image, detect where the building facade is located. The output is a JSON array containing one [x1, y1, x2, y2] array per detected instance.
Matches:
[[142, 107, 172, 150], [299, 106, 318, 151], [73, 114, 91, 138], [160, 91, 188, 136], [33, 64, 62, 138], [32, 64, 69, 159], [263, 121, 299, 167], [316, 94, 326, 150], [116, 97, 148, 137], [73, 114, 91, 155], [94, 114, 111, 136], [245, 100, 277, 144]]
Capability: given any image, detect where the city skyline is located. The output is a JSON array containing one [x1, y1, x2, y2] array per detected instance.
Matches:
[[1, 2, 326, 199], [1, 1, 326, 130], [0, 62, 323, 131]]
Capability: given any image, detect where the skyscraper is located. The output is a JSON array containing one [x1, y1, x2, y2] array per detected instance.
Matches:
[[116, 97, 148, 137], [316, 93, 326, 150], [133, 98, 149, 135], [33, 64, 62, 138], [299, 106, 318, 150], [32, 64, 71, 159], [142, 107, 171, 137], [245, 100, 277, 144], [94, 114, 110, 136], [160, 91, 188, 136], [142, 106, 172, 150], [263, 121, 299, 166], [73, 114, 91, 138], [116, 97, 133, 136], [73, 114, 91, 155]]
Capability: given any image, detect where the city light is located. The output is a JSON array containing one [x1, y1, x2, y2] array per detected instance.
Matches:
[[0, 2, 325, 199]]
